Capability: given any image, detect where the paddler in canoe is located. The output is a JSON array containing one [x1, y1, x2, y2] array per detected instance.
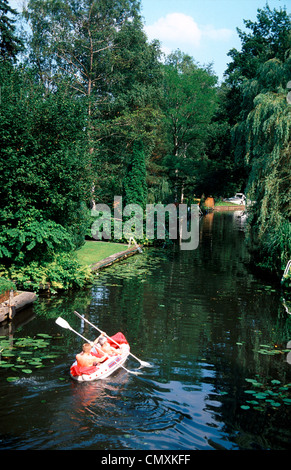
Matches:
[[93, 331, 128, 356], [71, 332, 129, 378], [71, 343, 107, 377]]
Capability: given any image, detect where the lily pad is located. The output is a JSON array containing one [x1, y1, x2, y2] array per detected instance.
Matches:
[[283, 398, 291, 404]]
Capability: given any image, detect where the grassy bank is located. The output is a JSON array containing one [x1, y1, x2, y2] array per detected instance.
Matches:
[[76, 241, 128, 266], [214, 200, 238, 206]]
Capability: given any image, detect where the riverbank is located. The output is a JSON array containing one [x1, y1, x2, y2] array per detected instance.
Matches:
[[76, 241, 128, 266], [214, 204, 245, 211], [76, 240, 143, 271], [201, 198, 246, 212]]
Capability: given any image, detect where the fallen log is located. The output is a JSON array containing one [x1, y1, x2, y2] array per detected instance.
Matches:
[[0, 291, 37, 323]]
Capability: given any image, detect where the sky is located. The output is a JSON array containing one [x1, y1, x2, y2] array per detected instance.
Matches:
[[9, 0, 290, 81], [140, 0, 289, 80]]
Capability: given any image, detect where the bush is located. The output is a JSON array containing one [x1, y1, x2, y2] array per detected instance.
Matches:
[[1, 253, 93, 293], [0, 277, 16, 296], [0, 209, 75, 265]]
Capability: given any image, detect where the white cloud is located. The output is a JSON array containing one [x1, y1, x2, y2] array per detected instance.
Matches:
[[145, 13, 202, 47], [202, 24, 234, 41], [144, 12, 233, 49]]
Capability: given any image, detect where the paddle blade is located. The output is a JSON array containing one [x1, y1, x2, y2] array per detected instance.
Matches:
[[127, 369, 142, 376], [55, 317, 70, 330], [139, 360, 152, 368]]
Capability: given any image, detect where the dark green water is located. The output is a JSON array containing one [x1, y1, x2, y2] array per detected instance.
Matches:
[[0, 212, 290, 450]]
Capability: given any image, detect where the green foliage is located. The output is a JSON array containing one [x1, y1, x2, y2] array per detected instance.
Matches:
[[226, 5, 291, 86], [0, 209, 75, 264], [124, 140, 147, 208], [0, 64, 92, 226], [0, 277, 16, 295], [224, 6, 291, 276], [0, 0, 23, 62], [1, 253, 92, 293], [1, 1, 289, 287], [162, 51, 218, 202], [0, 62, 93, 269], [235, 58, 291, 274]]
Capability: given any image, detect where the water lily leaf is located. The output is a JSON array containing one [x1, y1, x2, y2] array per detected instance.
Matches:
[[7, 377, 19, 382], [22, 369, 33, 374], [28, 361, 43, 366], [240, 405, 250, 410], [254, 393, 267, 399], [283, 398, 291, 404], [41, 354, 58, 359], [245, 378, 263, 387]]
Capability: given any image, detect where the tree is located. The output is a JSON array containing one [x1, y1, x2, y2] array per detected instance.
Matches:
[[219, 6, 291, 197], [0, 63, 93, 263], [123, 140, 147, 209], [199, 83, 249, 198], [23, 0, 164, 207], [162, 51, 218, 202], [23, 0, 141, 148], [237, 58, 291, 274], [91, 17, 164, 205], [225, 6, 291, 275], [0, 0, 23, 62], [226, 5, 291, 87]]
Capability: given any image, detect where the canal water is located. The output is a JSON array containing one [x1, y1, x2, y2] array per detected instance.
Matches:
[[0, 212, 290, 451]]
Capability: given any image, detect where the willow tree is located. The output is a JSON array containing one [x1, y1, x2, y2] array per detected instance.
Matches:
[[225, 6, 291, 276], [234, 58, 291, 274], [222, 5, 291, 199]]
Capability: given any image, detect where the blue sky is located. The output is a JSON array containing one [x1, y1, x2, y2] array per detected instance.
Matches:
[[140, 0, 289, 80], [9, 0, 289, 81]]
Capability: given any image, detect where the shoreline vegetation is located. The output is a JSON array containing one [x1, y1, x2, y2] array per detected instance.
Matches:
[[0, 2, 290, 303]]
